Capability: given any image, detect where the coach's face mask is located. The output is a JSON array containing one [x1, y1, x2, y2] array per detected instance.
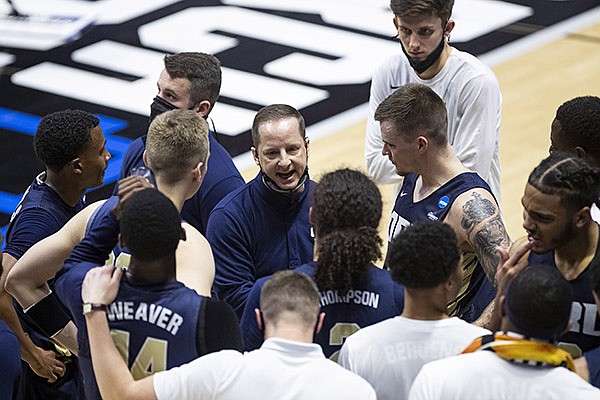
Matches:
[[149, 96, 178, 124]]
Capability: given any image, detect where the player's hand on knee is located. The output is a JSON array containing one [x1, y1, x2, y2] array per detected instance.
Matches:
[[25, 345, 67, 383]]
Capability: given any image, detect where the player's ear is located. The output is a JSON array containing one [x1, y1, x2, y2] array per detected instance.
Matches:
[[315, 312, 325, 334], [416, 136, 429, 153], [70, 158, 83, 175], [444, 19, 455, 36], [255, 308, 263, 330], [194, 161, 204, 181], [574, 206, 591, 228]]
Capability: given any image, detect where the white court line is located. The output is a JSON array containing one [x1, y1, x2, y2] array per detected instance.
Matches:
[[233, 6, 600, 172]]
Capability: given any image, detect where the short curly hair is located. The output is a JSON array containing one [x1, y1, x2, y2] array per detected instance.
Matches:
[[33, 109, 99, 171], [555, 96, 600, 166], [506, 265, 572, 340], [387, 221, 460, 289], [120, 188, 181, 261]]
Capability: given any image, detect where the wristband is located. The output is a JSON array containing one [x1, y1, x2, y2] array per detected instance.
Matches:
[[82, 303, 107, 315]]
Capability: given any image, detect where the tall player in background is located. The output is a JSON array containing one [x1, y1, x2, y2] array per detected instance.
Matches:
[[118, 52, 244, 235], [1, 110, 110, 399], [240, 168, 404, 359], [365, 0, 501, 200]]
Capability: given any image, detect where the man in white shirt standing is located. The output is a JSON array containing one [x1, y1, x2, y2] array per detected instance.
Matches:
[[409, 265, 600, 400], [365, 0, 501, 200], [82, 268, 376, 400], [339, 221, 489, 400]]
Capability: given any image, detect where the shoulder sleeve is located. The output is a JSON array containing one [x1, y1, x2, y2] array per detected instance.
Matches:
[[5, 209, 61, 259], [153, 350, 240, 400], [207, 207, 255, 318], [407, 363, 437, 400], [198, 298, 243, 354], [239, 277, 268, 351], [68, 197, 119, 265], [450, 72, 501, 185], [365, 58, 403, 185]]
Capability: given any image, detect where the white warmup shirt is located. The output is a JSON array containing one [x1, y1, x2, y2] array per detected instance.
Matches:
[[153, 337, 376, 400], [339, 316, 489, 400], [365, 47, 502, 201], [409, 350, 600, 400]]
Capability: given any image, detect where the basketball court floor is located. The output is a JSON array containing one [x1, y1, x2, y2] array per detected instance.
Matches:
[[1, 0, 599, 257]]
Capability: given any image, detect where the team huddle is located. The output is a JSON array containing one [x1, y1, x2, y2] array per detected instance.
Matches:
[[2, 0, 600, 399]]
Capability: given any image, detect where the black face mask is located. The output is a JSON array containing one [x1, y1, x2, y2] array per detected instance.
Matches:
[[149, 96, 178, 124], [400, 34, 446, 75], [260, 167, 309, 201]]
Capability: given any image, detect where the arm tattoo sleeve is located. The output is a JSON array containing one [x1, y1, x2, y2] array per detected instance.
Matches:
[[460, 192, 510, 281]]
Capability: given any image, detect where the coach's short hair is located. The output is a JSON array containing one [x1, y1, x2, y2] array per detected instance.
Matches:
[[505, 265, 572, 340], [163, 52, 221, 111], [251, 104, 306, 147], [120, 188, 181, 261], [146, 109, 209, 180], [33, 109, 99, 171], [528, 152, 600, 212], [387, 221, 460, 289], [260, 270, 319, 328], [375, 83, 448, 147]]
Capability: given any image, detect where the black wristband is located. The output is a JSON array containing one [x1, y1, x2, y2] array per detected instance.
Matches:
[[25, 292, 71, 337]]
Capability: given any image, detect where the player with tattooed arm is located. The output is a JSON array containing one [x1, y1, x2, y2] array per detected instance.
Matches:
[[377, 83, 510, 324]]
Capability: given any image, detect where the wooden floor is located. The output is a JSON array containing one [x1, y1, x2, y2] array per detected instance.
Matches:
[[241, 21, 600, 263]]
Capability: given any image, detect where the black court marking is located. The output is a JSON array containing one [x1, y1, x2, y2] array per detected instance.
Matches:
[[0, 0, 599, 234]]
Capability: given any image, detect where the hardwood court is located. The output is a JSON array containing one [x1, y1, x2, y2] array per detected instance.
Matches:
[[240, 21, 600, 263]]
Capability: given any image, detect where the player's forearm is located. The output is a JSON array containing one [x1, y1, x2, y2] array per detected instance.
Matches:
[[6, 241, 71, 309], [86, 311, 155, 400]]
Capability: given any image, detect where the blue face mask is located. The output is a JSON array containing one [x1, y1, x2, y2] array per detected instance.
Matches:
[[149, 96, 177, 124]]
